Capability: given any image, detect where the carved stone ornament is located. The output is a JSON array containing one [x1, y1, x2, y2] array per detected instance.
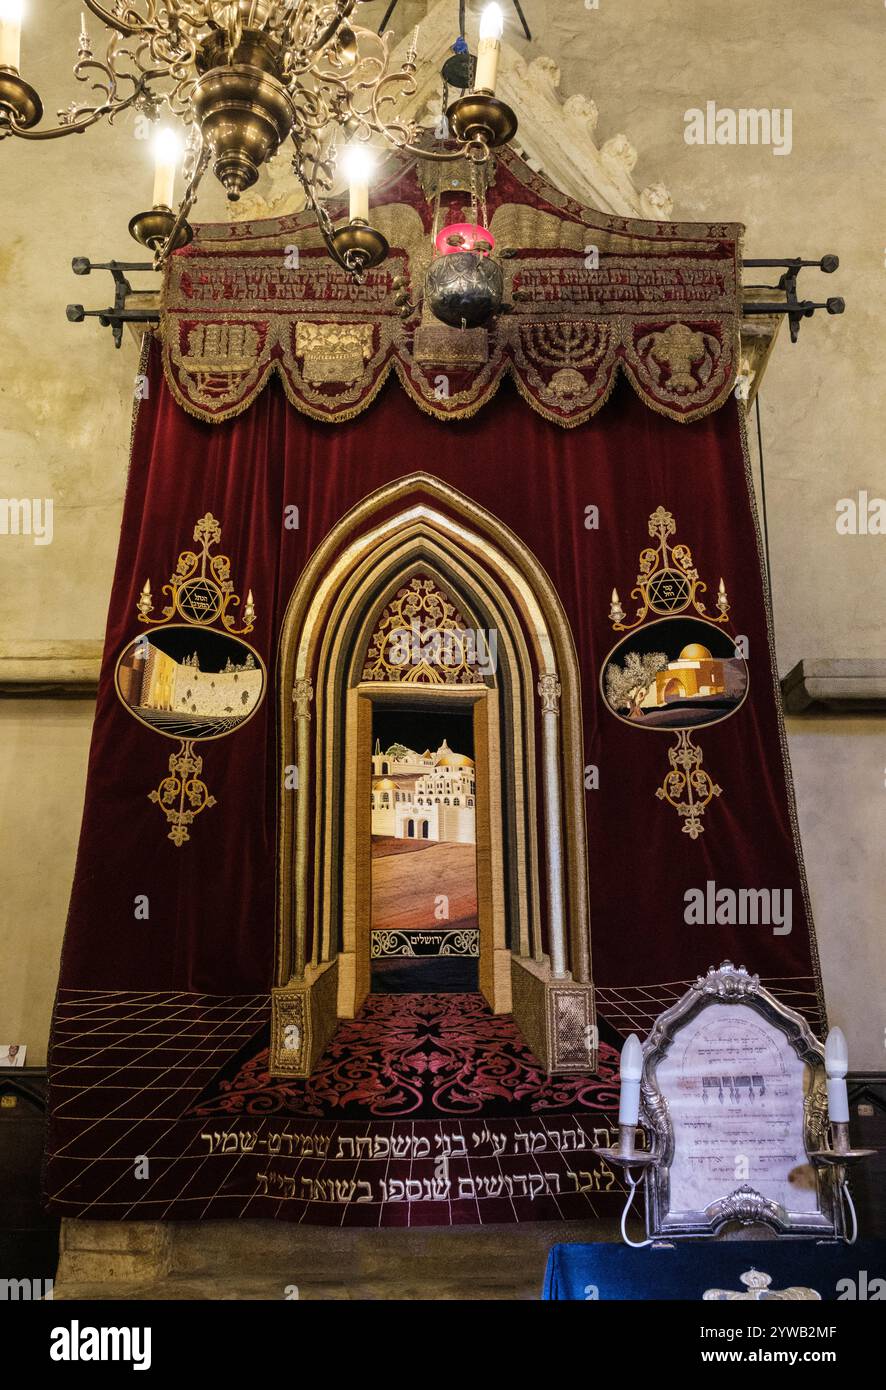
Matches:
[[537, 673, 561, 715]]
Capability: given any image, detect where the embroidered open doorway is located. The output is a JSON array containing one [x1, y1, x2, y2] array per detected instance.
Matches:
[[271, 473, 596, 1077]]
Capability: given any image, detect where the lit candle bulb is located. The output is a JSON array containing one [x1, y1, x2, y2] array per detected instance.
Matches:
[[824, 1026, 849, 1125], [0, 0, 23, 71], [342, 143, 374, 224], [618, 1033, 643, 1127], [474, 3, 503, 95], [609, 587, 625, 623], [137, 579, 153, 618], [152, 126, 181, 211]]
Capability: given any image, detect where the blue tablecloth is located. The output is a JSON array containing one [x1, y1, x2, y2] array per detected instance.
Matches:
[[542, 1239, 886, 1300]]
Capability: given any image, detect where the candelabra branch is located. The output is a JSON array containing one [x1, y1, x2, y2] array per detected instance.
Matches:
[[82, 0, 149, 38], [2, 4, 518, 273]]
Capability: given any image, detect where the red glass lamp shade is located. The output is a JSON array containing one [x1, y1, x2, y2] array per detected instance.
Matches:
[[434, 222, 496, 256]]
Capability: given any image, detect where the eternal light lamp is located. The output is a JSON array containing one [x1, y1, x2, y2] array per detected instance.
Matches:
[[0, 1, 518, 274], [425, 164, 502, 326], [434, 223, 495, 257]]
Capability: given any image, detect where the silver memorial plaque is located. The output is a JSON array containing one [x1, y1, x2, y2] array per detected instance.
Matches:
[[642, 963, 840, 1238]]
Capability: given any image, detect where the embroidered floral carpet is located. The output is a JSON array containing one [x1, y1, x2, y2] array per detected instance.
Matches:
[[191, 992, 620, 1120]]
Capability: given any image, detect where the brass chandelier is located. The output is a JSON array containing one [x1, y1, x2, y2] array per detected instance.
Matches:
[[0, 1, 517, 275]]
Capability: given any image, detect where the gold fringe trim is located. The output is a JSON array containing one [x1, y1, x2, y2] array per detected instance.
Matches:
[[160, 343, 739, 430]]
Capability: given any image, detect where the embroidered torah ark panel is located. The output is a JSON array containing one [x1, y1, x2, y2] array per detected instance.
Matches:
[[44, 150, 825, 1228]]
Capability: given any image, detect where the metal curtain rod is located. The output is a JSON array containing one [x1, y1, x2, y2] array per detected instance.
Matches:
[[742, 254, 844, 343]]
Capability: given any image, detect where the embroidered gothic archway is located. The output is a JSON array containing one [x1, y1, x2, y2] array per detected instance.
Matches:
[[271, 473, 596, 1076]]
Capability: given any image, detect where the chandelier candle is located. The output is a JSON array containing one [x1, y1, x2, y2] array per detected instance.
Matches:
[[343, 144, 373, 224], [475, 3, 503, 94], [152, 128, 180, 211], [0, 0, 22, 70]]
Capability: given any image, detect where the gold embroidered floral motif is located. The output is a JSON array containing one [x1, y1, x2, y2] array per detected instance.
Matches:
[[362, 576, 487, 685], [148, 739, 217, 846], [609, 506, 730, 632], [137, 512, 256, 636], [656, 730, 722, 840]]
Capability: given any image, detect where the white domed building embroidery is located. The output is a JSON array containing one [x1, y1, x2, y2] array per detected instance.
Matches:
[[370, 739, 476, 844]]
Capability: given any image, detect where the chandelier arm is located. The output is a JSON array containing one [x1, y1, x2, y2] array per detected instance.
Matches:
[[326, 51, 490, 165], [376, 133, 489, 164], [303, 3, 356, 59], [153, 137, 210, 269], [159, 4, 216, 40], [7, 33, 172, 140], [290, 141, 380, 281], [82, 0, 154, 38], [356, 104, 492, 164], [327, 84, 485, 164], [1, 92, 142, 140], [291, 145, 351, 273]]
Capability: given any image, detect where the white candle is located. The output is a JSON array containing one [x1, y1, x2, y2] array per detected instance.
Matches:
[[152, 127, 180, 210], [474, 3, 503, 94], [824, 1026, 850, 1124], [618, 1033, 643, 1127], [0, 0, 23, 71], [342, 143, 373, 223]]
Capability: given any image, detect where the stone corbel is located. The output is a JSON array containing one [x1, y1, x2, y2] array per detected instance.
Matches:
[[782, 660, 886, 714], [0, 640, 102, 696]]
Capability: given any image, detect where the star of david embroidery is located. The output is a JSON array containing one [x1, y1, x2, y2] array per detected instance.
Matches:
[[647, 568, 691, 613], [177, 576, 223, 624]]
